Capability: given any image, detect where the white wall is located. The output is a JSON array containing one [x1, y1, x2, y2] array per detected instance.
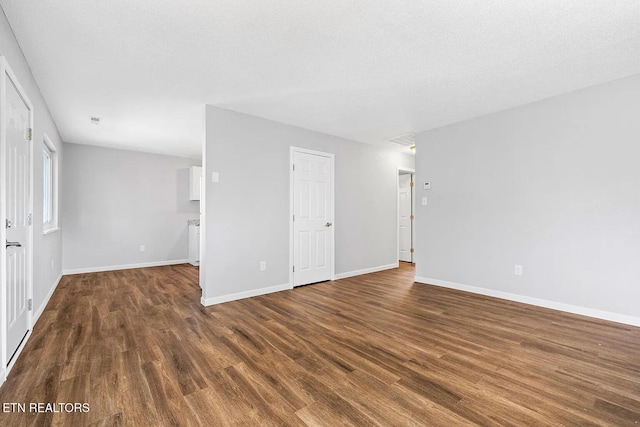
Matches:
[[1, 9, 64, 323], [1, 8, 65, 385], [414, 73, 640, 325], [203, 106, 414, 304], [62, 143, 200, 272]]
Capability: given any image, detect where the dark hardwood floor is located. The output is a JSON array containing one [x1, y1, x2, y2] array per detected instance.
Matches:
[[1, 263, 639, 426]]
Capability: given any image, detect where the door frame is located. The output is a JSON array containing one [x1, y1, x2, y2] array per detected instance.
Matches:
[[289, 147, 335, 288], [0, 57, 35, 382], [397, 167, 415, 263]]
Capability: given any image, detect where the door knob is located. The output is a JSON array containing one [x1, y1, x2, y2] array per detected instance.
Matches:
[[6, 241, 21, 248], [325, 222, 332, 227]]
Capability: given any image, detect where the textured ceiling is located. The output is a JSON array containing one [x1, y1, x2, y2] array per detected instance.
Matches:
[[2, 1, 640, 159]]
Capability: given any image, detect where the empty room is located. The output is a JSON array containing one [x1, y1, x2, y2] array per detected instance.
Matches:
[[1, 1, 640, 426]]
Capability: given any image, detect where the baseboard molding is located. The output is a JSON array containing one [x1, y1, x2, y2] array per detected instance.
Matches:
[[63, 259, 190, 275], [33, 272, 63, 325], [201, 283, 291, 306], [201, 263, 400, 306], [334, 263, 399, 280], [415, 276, 640, 327]]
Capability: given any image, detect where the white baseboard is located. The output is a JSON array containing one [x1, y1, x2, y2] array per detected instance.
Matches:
[[201, 283, 291, 306], [200, 263, 400, 307], [334, 263, 399, 280], [33, 272, 63, 325], [63, 259, 190, 275], [415, 276, 640, 327]]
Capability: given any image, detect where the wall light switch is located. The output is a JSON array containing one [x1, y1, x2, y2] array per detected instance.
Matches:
[[212, 172, 219, 183], [423, 182, 431, 190], [421, 197, 428, 206]]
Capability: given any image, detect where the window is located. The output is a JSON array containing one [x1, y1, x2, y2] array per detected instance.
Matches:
[[43, 134, 58, 233]]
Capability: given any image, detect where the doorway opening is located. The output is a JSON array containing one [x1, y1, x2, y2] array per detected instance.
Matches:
[[398, 168, 415, 264]]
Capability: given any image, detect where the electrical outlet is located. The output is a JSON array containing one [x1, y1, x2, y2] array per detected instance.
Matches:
[[140, 245, 146, 252], [514, 264, 523, 276], [421, 197, 428, 206], [260, 261, 266, 271]]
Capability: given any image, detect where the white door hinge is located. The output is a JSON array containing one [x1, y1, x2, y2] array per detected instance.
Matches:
[[28, 299, 33, 311], [27, 213, 32, 225], [27, 128, 33, 141]]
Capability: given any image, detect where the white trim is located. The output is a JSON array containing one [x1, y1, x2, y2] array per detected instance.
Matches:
[[1, 56, 35, 385], [201, 283, 290, 306], [289, 146, 335, 287], [334, 263, 399, 280], [199, 105, 206, 294], [42, 133, 59, 233], [33, 273, 63, 325], [397, 167, 415, 264], [63, 259, 189, 275], [1, 57, 5, 387], [415, 276, 640, 327]]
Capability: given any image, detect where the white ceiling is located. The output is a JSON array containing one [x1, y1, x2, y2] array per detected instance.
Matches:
[[2, 1, 640, 159]]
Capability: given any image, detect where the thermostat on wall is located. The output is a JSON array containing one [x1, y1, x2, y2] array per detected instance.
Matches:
[[423, 182, 431, 190]]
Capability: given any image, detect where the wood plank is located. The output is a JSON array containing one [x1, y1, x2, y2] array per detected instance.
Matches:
[[0, 263, 639, 425]]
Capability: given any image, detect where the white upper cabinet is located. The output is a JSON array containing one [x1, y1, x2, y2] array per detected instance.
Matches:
[[189, 166, 202, 201]]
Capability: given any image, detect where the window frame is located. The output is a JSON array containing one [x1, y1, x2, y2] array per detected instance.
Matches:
[[42, 134, 59, 234]]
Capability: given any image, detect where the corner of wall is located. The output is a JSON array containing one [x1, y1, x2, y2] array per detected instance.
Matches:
[[33, 272, 63, 325]]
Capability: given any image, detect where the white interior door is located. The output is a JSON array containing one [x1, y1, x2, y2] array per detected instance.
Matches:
[[399, 173, 413, 262], [3, 69, 32, 365], [292, 150, 333, 286]]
